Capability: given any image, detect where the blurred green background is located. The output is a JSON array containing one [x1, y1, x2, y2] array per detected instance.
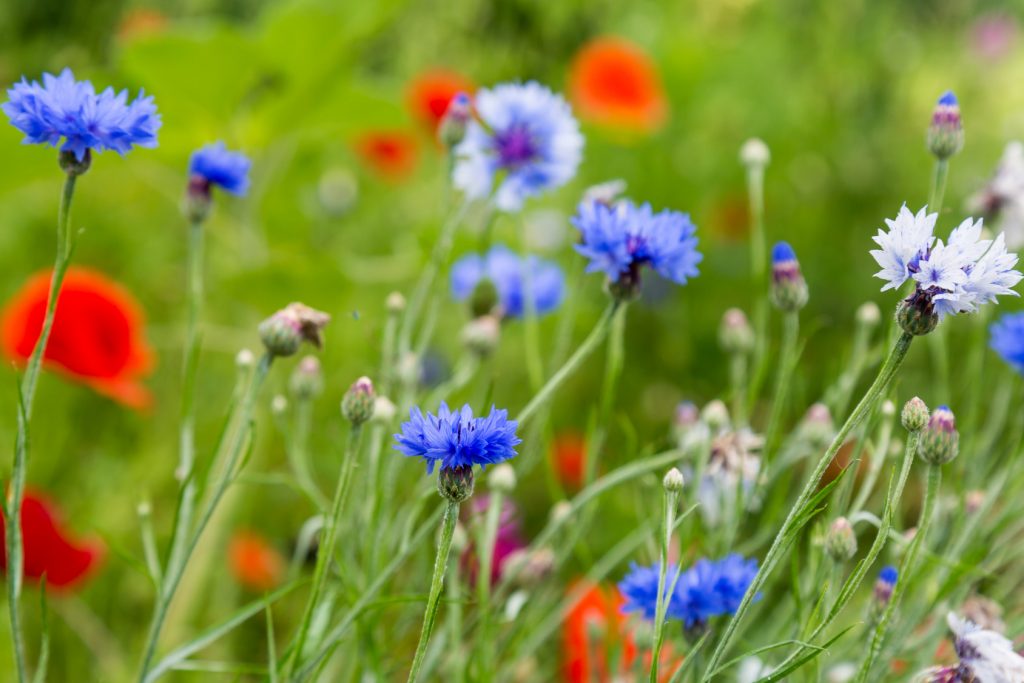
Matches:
[[0, 0, 1023, 678]]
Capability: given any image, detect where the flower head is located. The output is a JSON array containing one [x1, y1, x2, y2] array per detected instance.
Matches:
[[919, 405, 960, 466], [394, 401, 521, 474], [968, 141, 1024, 249], [0, 491, 104, 591], [928, 91, 964, 160], [563, 581, 637, 683], [450, 245, 565, 318], [453, 82, 583, 212], [568, 37, 667, 133], [872, 205, 1022, 328], [3, 68, 160, 161], [1, 268, 155, 409], [406, 69, 473, 132], [572, 197, 702, 297], [228, 531, 285, 592], [258, 302, 330, 357], [189, 141, 251, 196], [990, 311, 1024, 374], [917, 613, 1024, 682], [770, 242, 809, 311]]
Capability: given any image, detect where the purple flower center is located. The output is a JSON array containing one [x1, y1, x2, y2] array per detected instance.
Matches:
[[494, 124, 538, 169]]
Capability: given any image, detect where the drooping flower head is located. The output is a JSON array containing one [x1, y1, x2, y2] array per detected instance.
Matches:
[[189, 141, 251, 196], [450, 245, 565, 318], [0, 490, 104, 591], [228, 531, 285, 592], [3, 68, 160, 162], [572, 197, 702, 298], [405, 69, 473, 132], [568, 37, 667, 133], [871, 205, 1022, 333], [394, 401, 521, 474], [928, 91, 964, 160], [990, 311, 1024, 374], [453, 82, 583, 212], [1, 268, 155, 409], [917, 613, 1024, 682]]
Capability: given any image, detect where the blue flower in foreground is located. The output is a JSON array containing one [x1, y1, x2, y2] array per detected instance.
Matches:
[[990, 312, 1024, 375], [3, 68, 160, 160], [572, 198, 702, 288], [189, 141, 251, 196], [453, 82, 583, 212], [450, 245, 565, 317], [618, 554, 759, 628], [394, 402, 521, 474]]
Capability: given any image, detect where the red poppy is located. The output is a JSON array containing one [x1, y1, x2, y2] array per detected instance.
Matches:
[[0, 490, 104, 591], [229, 531, 285, 592], [1, 268, 155, 410], [353, 131, 418, 181], [563, 581, 636, 682], [406, 69, 474, 132], [568, 37, 668, 133], [551, 432, 588, 489]]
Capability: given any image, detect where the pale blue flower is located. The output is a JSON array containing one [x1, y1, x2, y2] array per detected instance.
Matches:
[[450, 245, 564, 317], [990, 312, 1024, 374]]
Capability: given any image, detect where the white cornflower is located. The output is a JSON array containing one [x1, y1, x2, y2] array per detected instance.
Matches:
[[870, 204, 936, 291], [968, 141, 1024, 249], [916, 613, 1024, 682]]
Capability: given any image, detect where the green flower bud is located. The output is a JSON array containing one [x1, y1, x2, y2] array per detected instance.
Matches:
[[438, 465, 475, 502], [901, 397, 929, 433], [341, 376, 376, 425], [824, 517, 857, 562], [918, 405, 959, 465]]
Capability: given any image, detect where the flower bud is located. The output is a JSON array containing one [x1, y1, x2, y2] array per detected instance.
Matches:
[[438, 465, 475, 502], [258, 303, 331, 357], [881, 400, 896, 417], [235, 348, 255, 370], [897, 291, 939, 336], [870, 565, 898, 622], [271, 394, 288, 416], [918, 405, 959, 465], [770, 242, 809, 312], [371, 396, 397, 424], [927, 91, 964, 161], [800, 403, 834, 447], [289, 355, 324, 400], [856, 301, 882, 328], [489, 463, 517, 493], [59, 149, 92, 177], [438, 92, 472, 149], [386, 292, 406, 315], [701, 400, 730, 433], [739, 138, 771, 168], [462, 315, 501, 357], [470, 278, 500, 318], [719, 308, 755, 354], [183, 174, 213, 223], [824, 517, 857, 562], [901, 397, 930, 432], [663, 467, 685, 493], [341, 376, 376, 425]]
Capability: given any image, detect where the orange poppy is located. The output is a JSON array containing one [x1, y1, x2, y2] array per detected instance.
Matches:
[[406, 69, 474, 132], [0, 490, 104, 591], [353, 131, 418, 181], [550, 432, 588, 489], [1, 268, 155, 409], [229, 531, 285, 592], [568, 37, 668, 133], [563, 581, 637, 682]]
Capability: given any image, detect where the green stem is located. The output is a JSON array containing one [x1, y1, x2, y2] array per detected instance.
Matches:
[[600, 303, 628, 421], [855, 464, 940, 682], [518, 301, 619, 427], [289, 425, 362, 675], [701, 331, 914, 680], [729, 352, 748, 428], [650, 486, 680, 683], [406, 499, 460, 683], [138, 353, 273, 683], [475, 490, 503, 679], [747, 164, 766, 284], [764, 312, 799, 463], [6, 170, 78, 683], [928, 158, 949, 216]]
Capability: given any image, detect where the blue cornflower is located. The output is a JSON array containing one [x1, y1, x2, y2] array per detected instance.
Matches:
[[394, 402, 521, 474], [453, 82, 583, 212], [189, 142, 251, 196], [450, 245, 564, 318], [572, 198, 702, 291], [3, 68, 160, 161], [990, 312, 1024, 375], [618, 562, 679, 620], [878, 565, 898, 585]]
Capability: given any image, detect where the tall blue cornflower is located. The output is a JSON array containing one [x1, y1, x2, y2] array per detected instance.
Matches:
[[3, 68, 160, 161], [990, 311, 1024, 375], [572, 197, 702, 297], [453, 82, 583, 212], [394, 402, 521, 475], [450, 245, 564, 318], [189, 141, 251, 196]]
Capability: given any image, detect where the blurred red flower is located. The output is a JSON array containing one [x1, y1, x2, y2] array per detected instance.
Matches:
[[1, 268, 155, 409], [406, 69, 474, 132], [568, 37, 668, 133], [0, 490, 104, 591], [551, 432, 587, 489], [563, 581, 637, 682], [353, 131, 418, 180], [229, 531, 285, 592]]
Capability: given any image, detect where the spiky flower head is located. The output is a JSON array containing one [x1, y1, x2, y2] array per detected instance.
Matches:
[[918, 405, 959, 465], [258, 303, 331, 357], [453, 81, 583, 212], [394, 401, 521, 475], [927, 91, 964, 161], [3, 68, 161, 163], [770, 242, 809, 311], [902, 396, 930, 432]]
